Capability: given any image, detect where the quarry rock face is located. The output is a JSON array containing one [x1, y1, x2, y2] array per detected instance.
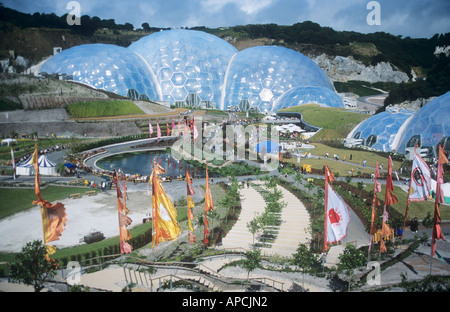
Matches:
[[312, 54, 409, 83]]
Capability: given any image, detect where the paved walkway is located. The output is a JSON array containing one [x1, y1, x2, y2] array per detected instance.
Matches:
[[263, 185, 310, 257], [220, 185, 267, 250]]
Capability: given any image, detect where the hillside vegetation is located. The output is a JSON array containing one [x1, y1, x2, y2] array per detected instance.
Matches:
[[278, 104, 369, 140]]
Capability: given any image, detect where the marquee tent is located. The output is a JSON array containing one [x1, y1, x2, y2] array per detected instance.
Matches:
[[16, 154, 58, 176]]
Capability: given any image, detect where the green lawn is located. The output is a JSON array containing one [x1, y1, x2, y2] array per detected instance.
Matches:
[[0, 186, 99, 219], [284, 142, 404, 176], [66, 100, 145, 118], [278, 104, 369, 140]]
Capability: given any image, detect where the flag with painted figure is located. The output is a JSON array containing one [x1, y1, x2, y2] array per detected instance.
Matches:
[[408, 151, 432, 202]]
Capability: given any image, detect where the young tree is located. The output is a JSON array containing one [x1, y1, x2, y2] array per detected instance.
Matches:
[[242, 248, 261, 281], [292, 243, 320, 287], [337, 244, 366, 291], [9, 240, 59, 292]]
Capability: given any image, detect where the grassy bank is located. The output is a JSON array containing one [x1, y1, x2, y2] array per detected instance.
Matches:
[[66, 100, 145, 118], [278, 104, 369, 141]]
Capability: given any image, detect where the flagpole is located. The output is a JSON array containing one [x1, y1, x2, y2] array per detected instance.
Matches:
[[402, 145, 416, 240], [367, 162, 378, 264]]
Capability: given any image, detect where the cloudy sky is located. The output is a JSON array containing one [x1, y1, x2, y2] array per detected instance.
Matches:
[[2, 0, 449, 38]]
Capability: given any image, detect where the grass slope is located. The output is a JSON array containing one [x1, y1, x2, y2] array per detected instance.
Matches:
[[278, 104, 369, 140], [66, 100, 145, 118]]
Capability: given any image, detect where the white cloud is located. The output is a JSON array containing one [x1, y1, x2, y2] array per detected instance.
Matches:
[[201, 0, 275, 15]]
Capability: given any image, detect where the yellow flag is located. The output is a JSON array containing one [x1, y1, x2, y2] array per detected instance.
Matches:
[[152, 168, 181, 248], [204, 162, 214, 212]]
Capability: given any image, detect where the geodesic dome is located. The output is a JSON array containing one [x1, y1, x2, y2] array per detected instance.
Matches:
[[221, 46, 335, 112], [392, 91, 450, 156], [40, 44, 160, 100], [346, 107, 414, 152], [276, 86, 344, 109], [128, 29, 237, 108]]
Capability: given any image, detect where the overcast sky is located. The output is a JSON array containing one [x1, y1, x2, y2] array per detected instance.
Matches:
[[2, 0, 449, 38]]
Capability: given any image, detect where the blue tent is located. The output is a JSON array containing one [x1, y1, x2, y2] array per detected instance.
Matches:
[[255, 140, 280, 154], [64, 163, 76, 169]]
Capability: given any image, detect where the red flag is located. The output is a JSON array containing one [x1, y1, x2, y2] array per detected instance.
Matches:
[[384, 156, 398, 207], [431, 145, 448, 257], [156, 120, 161, 143]]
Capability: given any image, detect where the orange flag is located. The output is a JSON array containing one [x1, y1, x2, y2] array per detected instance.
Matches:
[[32, 141, 67, 256], [204, 162, 214, 212]]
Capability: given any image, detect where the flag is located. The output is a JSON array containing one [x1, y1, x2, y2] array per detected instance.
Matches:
[[204, 162, 213, 212], [186, 169, 197, 242], [149, 119, 153, 138], [151, 162, 181, 248], [403, 150, 431, 238], [32, 141, 67, 256], [408, 152, 431, 202], [384, 156, 398, 207], [172, 115, 175, 131], [370, 162, 381, 237], [186, 170, 195, 196], [10, 147, 16, 179], [166, 123, 171, 136], [178, 119, 181, 136], [114, 170, 133, 254], [431, 145, 448, 257], [380, 157, 397, 250], [193, 123, 199, 141], [156, 120, 161, 143], [324, 165, 350, 249]]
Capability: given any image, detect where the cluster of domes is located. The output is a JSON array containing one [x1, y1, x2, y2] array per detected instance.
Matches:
[[345, 91, 450, 159], [40, 29, 343, 112]]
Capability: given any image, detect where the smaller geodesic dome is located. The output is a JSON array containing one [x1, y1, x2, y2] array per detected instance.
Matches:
[[392, 91, 450, 157], [222, 46, 334, 113], [345, 107, 414, 152], [275, 86, 344, 110], [40, 44, 160, 101]]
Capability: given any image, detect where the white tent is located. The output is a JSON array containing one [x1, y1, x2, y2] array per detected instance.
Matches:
[[16, 154, 58, 176], [16, 155, 33, 176], [38, 155, 58, 176]]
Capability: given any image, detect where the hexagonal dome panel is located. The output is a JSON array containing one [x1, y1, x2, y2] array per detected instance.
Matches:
[[222, 46, 335, 112], [40, 44, 160, 100], [129, 29, 237, 108]]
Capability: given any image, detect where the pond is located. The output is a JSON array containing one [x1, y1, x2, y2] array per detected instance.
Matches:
[[96, 150, 207, 177]]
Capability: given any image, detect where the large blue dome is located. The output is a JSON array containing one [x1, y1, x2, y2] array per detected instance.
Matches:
[[393, 91, 450, 157], [40, 44, 160, 100], [221, 46, 336, 112], [128, 29, 237, 108]]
